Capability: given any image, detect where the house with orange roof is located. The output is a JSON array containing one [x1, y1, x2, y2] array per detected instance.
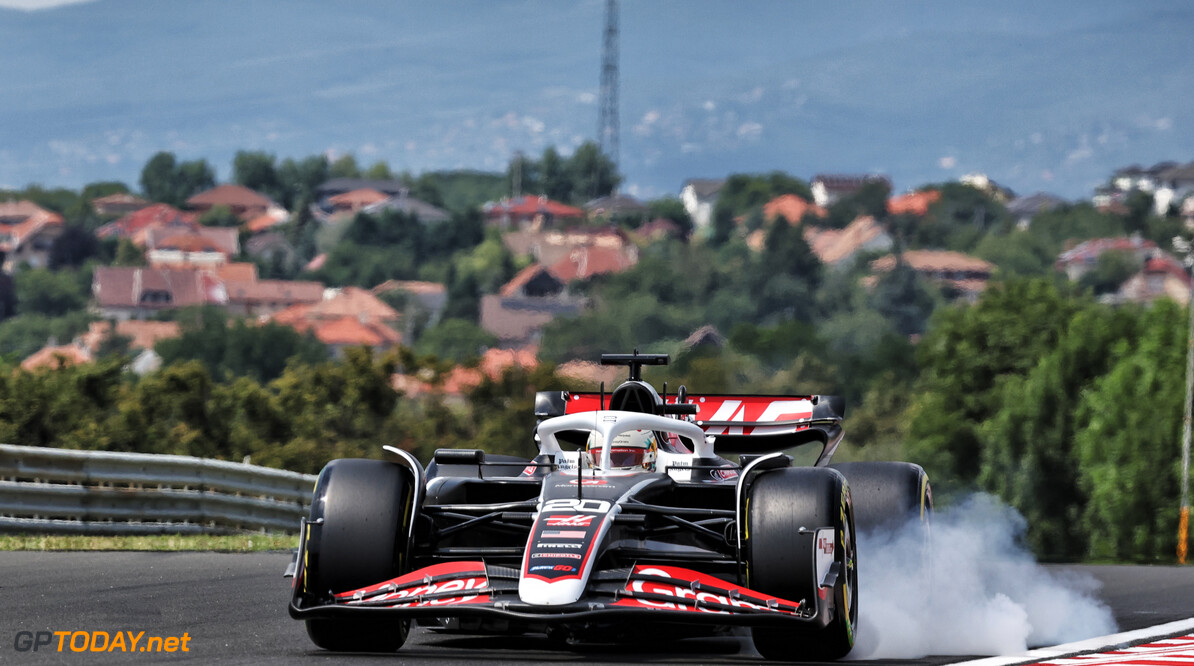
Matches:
[[0, 200, 65, 270], [20, 343, 92, 372], [802, 216, 893, 268], [82, 319, 182, 352], [484, 195, 585, 231], [223, 278, 325, 318], [186, 184, 284, 221], [870, 250, 994, 300], [763, 194, 828, 225], [502, 226, 632, 269], [327, 188, 390, 212], [96, 203, 198, 244], [145, 228, 238, 269], [268, 286, 401, 355], [887, 190, 941, 216], [548, 245, 637, 282]]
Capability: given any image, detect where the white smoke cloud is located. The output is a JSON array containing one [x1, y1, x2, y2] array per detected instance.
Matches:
[[849, 494, 1116, 659]]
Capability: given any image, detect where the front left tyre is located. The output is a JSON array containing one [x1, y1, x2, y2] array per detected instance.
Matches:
[[746, 467, 857, 661], [303, 458, 413, 652]]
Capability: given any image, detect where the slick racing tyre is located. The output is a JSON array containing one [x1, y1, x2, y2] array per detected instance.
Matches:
[[829, 462, 932, 535], [746, 467, 857, 661], [830, 462, 932, 578], [304, 458, 413, 652]]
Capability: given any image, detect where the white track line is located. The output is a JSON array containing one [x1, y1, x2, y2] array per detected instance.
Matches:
[[946, 618, 1194, 666]]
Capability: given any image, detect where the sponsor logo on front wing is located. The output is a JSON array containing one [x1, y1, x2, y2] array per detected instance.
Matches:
[[535, 542, 582, 549], [624, 567, 778, 614], [345, 577, 489, 607], [531, 553, 582, 559]]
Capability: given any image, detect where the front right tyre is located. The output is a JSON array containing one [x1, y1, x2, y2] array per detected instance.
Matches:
[[303, 458, 413, 652]]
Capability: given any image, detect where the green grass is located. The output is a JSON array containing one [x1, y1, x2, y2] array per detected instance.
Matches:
[[0, 534, 299, 552]]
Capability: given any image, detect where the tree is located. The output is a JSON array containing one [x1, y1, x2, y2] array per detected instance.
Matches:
[[414, 318, 497, 363], [977, 303, 1141, 559], [139, 152, 215, 206], [1074, 300, 1184, 561], [49, 226, 101, 269], [540, 147, 570, 202], [15, 268, 89, 317], [233, 151, 282, 204], [112, 238, 147, 267], [277, 155, 330, 209], [646, 197, 693, 236], [328, 154, 361, 179], [905, 279, 1085, 489], [364, 161, 394, 180], [155, 306, 329, 383], [506, 153, 540, 198], [869, 258, 939, 336], [565, 141, 620, 202]]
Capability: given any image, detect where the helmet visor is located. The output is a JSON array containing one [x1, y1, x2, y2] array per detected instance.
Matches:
[[608, 446, 647, 469]]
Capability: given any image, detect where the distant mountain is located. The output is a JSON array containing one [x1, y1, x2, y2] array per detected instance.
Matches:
[[1, 1, 1192, 201]]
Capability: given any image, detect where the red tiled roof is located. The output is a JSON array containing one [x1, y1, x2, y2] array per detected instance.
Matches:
[[92, 266, 225, 309], [83, 320, 182, 352], [328, 188, 389, 208], [548, 246, 636, 282], [91, 192, 147, 207], [871, 250, 994, 274], [215, 262, 258, 283], [186, 184, 273, 209], [97, 204, 197, 240], [372, 279, 446, 296], [313, 316, 401, 347], [154, 233, 226, 253], [804, 216, 890, 265], [245, 213, 285, 233], [21, 344, 92, 371], [488, 195, 585, 219], [0, 200, 65, 253], [225, 279, 325, 306], [764, 194, 828, 224], [887, 190, 941, 216]]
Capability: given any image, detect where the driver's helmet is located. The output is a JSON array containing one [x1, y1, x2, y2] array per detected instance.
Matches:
[[586, 429, 658, 471]]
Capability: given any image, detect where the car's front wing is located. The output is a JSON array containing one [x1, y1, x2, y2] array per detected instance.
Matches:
[[289, 560, 834, 629]]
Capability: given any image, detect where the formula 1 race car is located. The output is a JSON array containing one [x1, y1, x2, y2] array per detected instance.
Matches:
[[286, 352, 932, 660]]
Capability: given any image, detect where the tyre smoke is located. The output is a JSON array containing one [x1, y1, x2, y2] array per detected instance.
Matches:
[[848, 493, 1116, 659]]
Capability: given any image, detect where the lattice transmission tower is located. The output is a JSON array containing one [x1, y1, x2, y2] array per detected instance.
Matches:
[[597, 0, 619, 178]]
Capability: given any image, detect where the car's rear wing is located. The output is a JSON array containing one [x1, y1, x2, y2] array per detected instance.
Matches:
[[535, 390, 845, 460]]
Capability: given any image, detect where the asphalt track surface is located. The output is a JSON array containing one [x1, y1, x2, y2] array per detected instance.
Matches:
[[0, 552, 1191, 665]]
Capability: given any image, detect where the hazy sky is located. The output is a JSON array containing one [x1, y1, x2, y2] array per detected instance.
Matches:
[[2, 1, 1191, 200]]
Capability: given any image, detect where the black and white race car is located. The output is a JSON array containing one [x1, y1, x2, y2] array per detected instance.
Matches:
[[286, 352, 932, 660]]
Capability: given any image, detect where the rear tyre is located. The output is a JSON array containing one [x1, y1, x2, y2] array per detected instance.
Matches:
[[829, 462, 931, 534], [747, 467, 857, 661], [830, 462, 932, 577], [303, 458, 413, 652]]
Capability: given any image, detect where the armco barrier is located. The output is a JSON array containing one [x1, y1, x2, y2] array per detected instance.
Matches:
[[0, 444, 318, 534]]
